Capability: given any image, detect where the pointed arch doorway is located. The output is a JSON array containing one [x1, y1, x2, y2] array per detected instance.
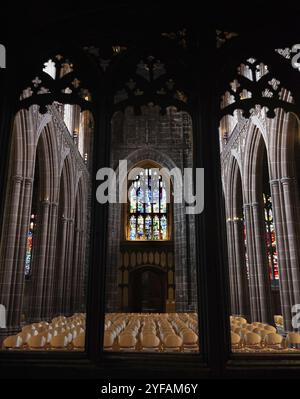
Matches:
[[129, 266, 167, 313]]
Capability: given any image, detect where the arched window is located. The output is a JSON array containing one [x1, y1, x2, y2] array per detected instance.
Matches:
[[24, 213, 36, 278], [263, 193, 279, 283], [24, 149, 40, 279], [262, 150, 279, 286], [127, 167, 170, 241]]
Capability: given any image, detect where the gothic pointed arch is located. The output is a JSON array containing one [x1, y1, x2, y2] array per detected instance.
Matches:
[[225, 155, 250, 319]]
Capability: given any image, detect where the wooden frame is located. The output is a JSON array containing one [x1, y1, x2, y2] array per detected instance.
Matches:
[[2, 6, 300, 379]]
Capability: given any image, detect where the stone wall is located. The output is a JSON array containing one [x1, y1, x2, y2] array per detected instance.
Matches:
[[105, 105, 197, 312]]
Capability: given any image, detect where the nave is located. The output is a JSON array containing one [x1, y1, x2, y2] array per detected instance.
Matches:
[[3, 312, 300, 354]]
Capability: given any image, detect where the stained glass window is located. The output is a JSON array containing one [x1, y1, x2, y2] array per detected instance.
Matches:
[[160, 215, 167, 240], [128, 168, 169, 241], [160, 185, 167, 213], [145, 189, 152, 213], [145, 216, 152, 239], [153, 188, 160, 213], [130, 187, 137, 213], [137, 187, 144, 213], [263, 193, 279, 284], [24, 214, 36, 277], [153, 216, 160, 240], [137, 215, 144, 240], [129, 215, 136, 240]]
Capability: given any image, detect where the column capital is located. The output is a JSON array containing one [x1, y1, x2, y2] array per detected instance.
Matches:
[[12, 175, 23, 184], [281, 177, 296, 185], [24, 177, 33, 186], [244, 202, 259, 209], [269, 178, 280, 186], [61, 216, 74, 223], [233, 217, 244, 224], [41, 199, 50, 207]]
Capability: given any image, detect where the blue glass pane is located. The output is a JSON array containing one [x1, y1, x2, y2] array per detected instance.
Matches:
[[145, 216, 152, 239], [129, 216, 136, 240], [160, 187, 167, 213], [153, 216, 160, 240], [137, 188, 144, 213], [153, 189, 159, 213], [160, 215, 167, 240], [137, 215, 144, 239], [129, 187, 137, 213]]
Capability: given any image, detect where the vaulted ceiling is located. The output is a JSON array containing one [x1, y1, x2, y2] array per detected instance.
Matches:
[[2, 1, 300, 42]]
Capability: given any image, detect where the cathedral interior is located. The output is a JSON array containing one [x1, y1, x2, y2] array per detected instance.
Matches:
[[1, 1, 300, 380]]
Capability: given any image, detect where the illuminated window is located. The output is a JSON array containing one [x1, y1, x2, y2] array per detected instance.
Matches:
[[263, 193, 279, 284], [24, 214, 36, 277], [128, 168, 169, 241]]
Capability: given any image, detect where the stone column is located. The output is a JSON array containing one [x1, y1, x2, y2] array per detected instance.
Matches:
[[174, 202, 189, 312], [40, 202, 58, 319], [282, 178, 300, 330], [61, 218, 74, 315], [105, 202, 122, 312], [244, 202, 273, 324], [75, 229, 84, 312], [28, 200, 50, 321], [226, 219, 239, 314], [0, 176, 32, 333], [70, 227, 80, 313], [271, 177, 300, 331], [11, 178, 33, 325], [53, 216, 68, 314], [233, 218, 251, 320], [226, 217, 250, 319]]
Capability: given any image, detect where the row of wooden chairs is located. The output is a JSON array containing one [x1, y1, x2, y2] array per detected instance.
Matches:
[[2, 313, 86, 350], [104, 313, 199, 352], [230, 315, 300, 351]]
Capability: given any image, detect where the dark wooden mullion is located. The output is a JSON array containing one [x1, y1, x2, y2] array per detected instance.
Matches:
[[86, 95, 111, 362]]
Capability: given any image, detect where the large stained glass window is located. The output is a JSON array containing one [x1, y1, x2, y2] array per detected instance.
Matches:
[[263, 193, 279, 284], [24, 214, 36, 277], [128, 168, 169, 241]]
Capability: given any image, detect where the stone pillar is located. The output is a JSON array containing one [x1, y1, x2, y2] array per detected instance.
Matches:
[[72, 228, 86, 313], [226, 219, 239, 314], [78, 229, 87, 312], [233, 218, 251, 319], [40, 202, 58, 319], [271, 177, 300, 331], [70, 227, 80, 313], [53, 216, 68, 314], [12, 178, 33, 322], [105, 202, 122, 312], [62, 218, 75, 314], [174, 202, 189, 312], [226, 217, 250, 319], [244, 202, 273, 324], [28, 200, 50, 321], [0, 176, 33, 334]]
